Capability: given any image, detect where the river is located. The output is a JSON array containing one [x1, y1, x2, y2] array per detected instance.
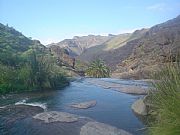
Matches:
[[0, 78, 148, 135]]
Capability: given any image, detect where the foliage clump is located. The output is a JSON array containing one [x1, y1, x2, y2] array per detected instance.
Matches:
[[0, 23, 69, 94], [0, 47, 69, 94], [148, 61, 180, 135], [86, 59, 110, 78]]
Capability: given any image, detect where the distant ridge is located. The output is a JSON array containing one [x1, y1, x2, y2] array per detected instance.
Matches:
[[48, 35, 115, 56]]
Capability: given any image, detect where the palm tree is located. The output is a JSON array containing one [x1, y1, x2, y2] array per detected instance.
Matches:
[[86, 59, 110, 78]]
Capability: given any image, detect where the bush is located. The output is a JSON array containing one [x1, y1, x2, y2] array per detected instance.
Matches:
[[148, 62, 180, 135], [86, 59, 110, 78], [0, 49, 69, 94]]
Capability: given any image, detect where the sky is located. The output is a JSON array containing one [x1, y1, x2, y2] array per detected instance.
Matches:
[[0, 0, 180, 45]]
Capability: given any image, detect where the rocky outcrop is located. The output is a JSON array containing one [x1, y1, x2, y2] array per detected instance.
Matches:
[[131, 98, 147, 116], [33, 111, 78, 123], [80, 121, 132, 135], [49, 45, 75, 68], [70, 100, 97, 109]]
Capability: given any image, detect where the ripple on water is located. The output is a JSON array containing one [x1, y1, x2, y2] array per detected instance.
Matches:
[[15, 99, 47, 110]]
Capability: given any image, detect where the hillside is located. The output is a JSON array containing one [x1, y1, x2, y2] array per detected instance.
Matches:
[[0, 23, 72, 93], [78, 29, 148, 70], [113, 15, 180, 79], [0, 23, 34, 52], [48, 35, 114, 56], [77, 33, 131, 62]]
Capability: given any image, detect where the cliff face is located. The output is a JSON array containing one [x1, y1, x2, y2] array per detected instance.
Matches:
[[113, 15, 180, 79]]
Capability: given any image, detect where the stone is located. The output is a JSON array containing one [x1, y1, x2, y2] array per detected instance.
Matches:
[[131, 98, 147, 116], [70, 100, 97, 109], [33, 111, 78, 123], [80, 121, 132, 135], [0, 105, 44, 125]]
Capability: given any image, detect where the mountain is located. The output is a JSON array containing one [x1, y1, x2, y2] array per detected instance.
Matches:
[[0, 23, 75, 71], [0, 23, 34, 51], [0, 23, 43, 66], [112, 15, 180, 79], [48, 35, 115, 56], [78, 29, 148, 69], [77, 33, 131, 62]]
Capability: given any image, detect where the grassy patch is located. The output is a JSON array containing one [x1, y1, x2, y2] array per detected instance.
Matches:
[[148, 62, 180, 135]]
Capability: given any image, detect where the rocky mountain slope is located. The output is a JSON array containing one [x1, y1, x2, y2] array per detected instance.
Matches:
[[78, 29, 148, 70], [48, 35, 114, 56], [113, 15, 180, 79], [46, 15, 180, 79]]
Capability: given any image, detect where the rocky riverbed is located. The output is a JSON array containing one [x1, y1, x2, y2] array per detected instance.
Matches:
[[86, 78, 150, 95], [0, 105, 132, 135], [0, 78, 148, 135]]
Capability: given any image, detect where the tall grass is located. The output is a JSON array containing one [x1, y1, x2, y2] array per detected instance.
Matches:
[[148, 62, 180, 135]]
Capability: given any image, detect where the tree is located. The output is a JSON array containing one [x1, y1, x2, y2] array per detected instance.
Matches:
[[86, 59, 110, 78]]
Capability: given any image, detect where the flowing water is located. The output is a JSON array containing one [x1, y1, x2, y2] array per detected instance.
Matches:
[[0, 78, 149, 135]]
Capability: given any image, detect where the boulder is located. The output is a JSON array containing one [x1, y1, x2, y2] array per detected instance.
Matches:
[[131, 98, 147, 116], [80, 121, 132, 135], [70, 100, 97, 109], [33, 111, 78, 123]]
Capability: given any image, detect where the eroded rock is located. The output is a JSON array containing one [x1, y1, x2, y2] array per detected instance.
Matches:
[[70, 100, 97, 109], [80, 121, 132, 135], [33, 111, 78, 123], [131, 98, 147, 116]]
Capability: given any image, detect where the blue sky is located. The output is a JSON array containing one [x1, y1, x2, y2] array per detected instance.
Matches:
[[0, 0, 180, 44]]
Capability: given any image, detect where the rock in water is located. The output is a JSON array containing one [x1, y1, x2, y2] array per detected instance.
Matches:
[[33, 111, 78, 123], [80, 121, 132, 135], [70, 100, 97, 109], [131, 98, 147, 116]]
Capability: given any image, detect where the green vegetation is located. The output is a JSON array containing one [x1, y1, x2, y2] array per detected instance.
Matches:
[[103, 33, 131, 50], [148, 62, 180, 135], [86, 59, 110, 78], [0, 23, 69, 94], [75, 59, 88, 71]]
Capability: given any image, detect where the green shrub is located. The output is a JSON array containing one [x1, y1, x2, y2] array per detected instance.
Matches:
[[148, 62, 180, 135], [86, 59, 110, 78], [0, 49, 69, 94]]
